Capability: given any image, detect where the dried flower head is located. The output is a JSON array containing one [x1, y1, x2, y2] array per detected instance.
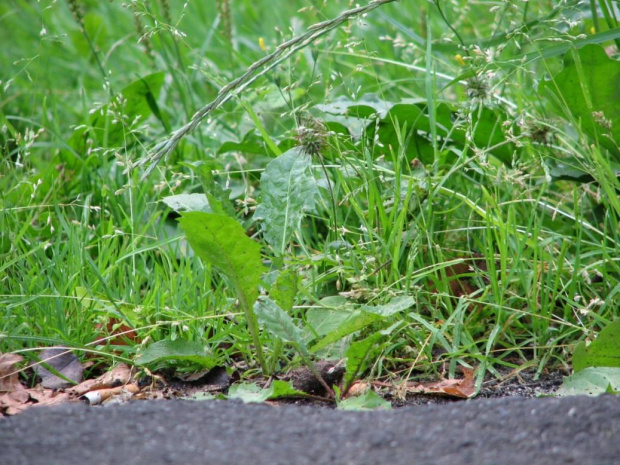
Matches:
[[466, 75, 490, 101], [296, 117, 327, 157], [524, 120, 555, 146]]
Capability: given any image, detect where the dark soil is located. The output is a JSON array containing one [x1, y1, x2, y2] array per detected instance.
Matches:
[[478, 368, 567, 398], [154, 363, 568, 409]]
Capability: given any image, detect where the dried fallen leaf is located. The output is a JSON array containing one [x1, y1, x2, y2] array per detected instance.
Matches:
[[0, 352, 24, 392], [0, 352, 23, 392], [94, 318, 140, 346], [1, 386, 72, 416], [406, 368, 476, 399], [0, 391, 31, 416], [67, 363, 133, 396], [26, 386, 71, 408], [347, 381, 369, 397], [0, 352, 30, 416], [2, 357, 137, 416]]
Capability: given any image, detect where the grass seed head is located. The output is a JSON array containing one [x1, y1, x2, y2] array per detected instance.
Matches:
[[67, 0, 85, 29]]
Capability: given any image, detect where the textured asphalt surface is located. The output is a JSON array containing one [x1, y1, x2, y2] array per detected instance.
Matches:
[[2, 395, 620, 465]]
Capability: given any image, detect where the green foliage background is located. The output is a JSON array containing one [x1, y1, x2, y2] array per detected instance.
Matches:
[[2, 0, 620, 389]]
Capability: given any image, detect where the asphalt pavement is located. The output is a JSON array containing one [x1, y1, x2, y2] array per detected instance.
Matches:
[[1, 395, 620, 465]]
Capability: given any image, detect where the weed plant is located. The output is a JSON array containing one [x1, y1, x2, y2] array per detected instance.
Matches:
[[1, 0, 619, 393]]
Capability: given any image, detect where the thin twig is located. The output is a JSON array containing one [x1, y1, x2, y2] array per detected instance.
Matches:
[[136, 0, 400, 179]]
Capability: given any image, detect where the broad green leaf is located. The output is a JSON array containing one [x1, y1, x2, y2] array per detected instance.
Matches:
[[555, 367, 620, 397], [254, 148, 318, 254], [310, 311, 382, 353], [517, 28, 620, 64], [193, 162, 236, 217], [178, 212, 266, 311], [316, 295, 349, 307], [228, 380, 307, 403], [67, 72, 165, 157], [254, 297, 306, 352], [93, 72, 165, 147], [270, 269, 299, 312], [315, 93, 395, 118], [309, 297, 412, 353], [135, 339, 217, 369], [343, 333, 383, 391], [306, 307, 353, 337], [305, 296, 357, 337], [217, 130, 265, 155], [162, 194, 211, 213], [361, 296, 415, 317], [337, 389, 392, 410], [540, 45, 620, 158], [318, 95, 515, 164], [544, 158, 593, 182], [572, 319, 620, 372]]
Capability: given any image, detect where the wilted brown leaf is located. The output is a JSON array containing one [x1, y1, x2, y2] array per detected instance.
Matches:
[[1, 391, 31, 416], [26, 386, 71, 407], [0, 352, 24, 392], [94, 319, 140, 346], [347, 381, 369, 397], [1, 384, 72, 417], [406, 368, 476, 399], [67, 363, 133, 396]]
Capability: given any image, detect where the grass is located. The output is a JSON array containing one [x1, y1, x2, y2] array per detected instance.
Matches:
[[1, 0, 620, 398]]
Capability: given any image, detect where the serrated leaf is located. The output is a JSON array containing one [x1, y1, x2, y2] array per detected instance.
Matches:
[[360, 296, 415, 317], [135, 339, 217, 369], [162, 194, 211, 213], [178, 212, 266, 311], [310, 311, 381, 353], [254, 148, 318, 254], [306, 307, 353, 337], [344, 333, 383, 391], [555, 367, 620, 397], [270, 269, 299, 312], [228, 380, 307, 403], [572, 319, 620, 372], [305, 296, 356, 337], [193, 162, 236, 217], [254, 297, 306, 352]]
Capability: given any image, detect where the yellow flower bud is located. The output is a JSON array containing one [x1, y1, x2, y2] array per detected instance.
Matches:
[[455, 54, 465, 67], [259, 37, 266, 52]]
